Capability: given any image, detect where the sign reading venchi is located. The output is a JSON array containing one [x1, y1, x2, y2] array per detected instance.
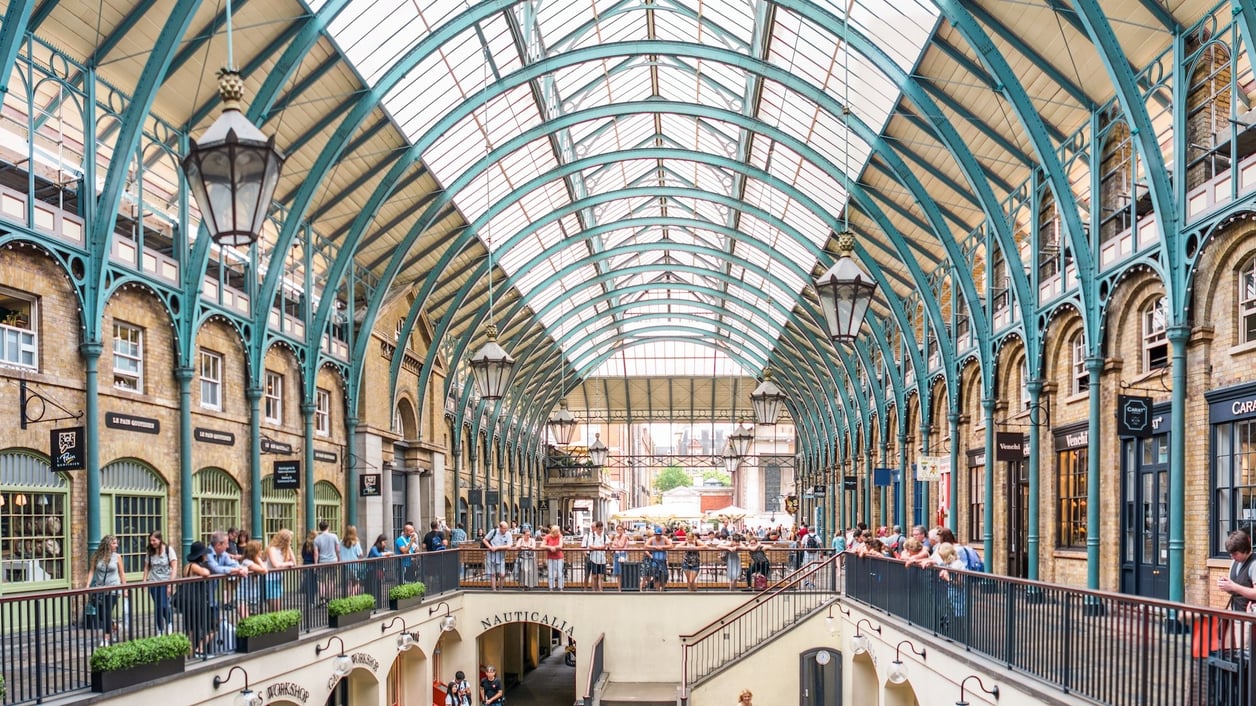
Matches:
[[480, 611, 575, 637]]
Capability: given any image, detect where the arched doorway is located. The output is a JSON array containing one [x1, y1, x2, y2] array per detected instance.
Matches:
[[476, 621, 577, 705]]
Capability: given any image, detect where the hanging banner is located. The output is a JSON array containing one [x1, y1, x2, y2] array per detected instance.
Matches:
[[50, 426, 85, 472], [273, 460, 301, 489], [873, 468, 894, 487], [995, 432, 1024, 461], [359, 473, 381, 497], [1117, 395, 1153, 438], [916, 455, 949, 481]]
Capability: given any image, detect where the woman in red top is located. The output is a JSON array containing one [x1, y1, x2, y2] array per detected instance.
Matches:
[[543, 525, 565, 591]]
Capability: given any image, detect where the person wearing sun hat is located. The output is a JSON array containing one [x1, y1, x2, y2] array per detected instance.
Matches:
[[182, 540, 216, 657]]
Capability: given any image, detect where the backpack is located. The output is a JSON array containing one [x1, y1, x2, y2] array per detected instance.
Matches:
[[804, 534, 819, 550], [960, 546, 984, 572]]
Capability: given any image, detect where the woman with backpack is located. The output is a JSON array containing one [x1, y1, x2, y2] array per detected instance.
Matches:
[[445, 670, 471, 705]]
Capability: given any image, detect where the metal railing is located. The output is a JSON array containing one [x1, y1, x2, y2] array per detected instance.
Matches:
[[0, 551, 459, 705], [844, 553, 1256, 706], [678, 553, 839, 696], [583, 632, 604, 701]]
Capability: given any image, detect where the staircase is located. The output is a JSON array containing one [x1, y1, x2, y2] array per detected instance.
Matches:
[[597, 681, 680, 705], [677, 554, 840, 700]]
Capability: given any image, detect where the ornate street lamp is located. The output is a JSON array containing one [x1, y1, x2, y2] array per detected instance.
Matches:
[[814, 230, 877, 344], [588, 433, 609, 467], [181, 0, 284, 247], [750, 366, 786, 426], [728, 422, 754, 459], [547, 398, 577, 446]]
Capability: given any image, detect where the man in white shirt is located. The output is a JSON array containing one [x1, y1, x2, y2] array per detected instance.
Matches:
[[582, 521, 608, 592]]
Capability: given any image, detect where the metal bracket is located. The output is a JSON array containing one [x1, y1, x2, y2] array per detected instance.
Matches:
[[19, 379, 83, 429]]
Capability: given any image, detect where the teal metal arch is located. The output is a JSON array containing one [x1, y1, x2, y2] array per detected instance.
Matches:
[[330, 56, 967, 407], [395, 133, 939, 434], [416, 177, 919, 452]]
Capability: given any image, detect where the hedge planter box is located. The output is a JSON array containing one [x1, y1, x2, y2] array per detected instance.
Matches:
[[329, 609, 372, 629], [237, 625, 299, 653], [91, 657, 184, 693], [389, 595, 423, 612]]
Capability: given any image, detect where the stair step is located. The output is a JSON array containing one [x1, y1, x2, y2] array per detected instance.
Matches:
[[599, 680, 678, 704]]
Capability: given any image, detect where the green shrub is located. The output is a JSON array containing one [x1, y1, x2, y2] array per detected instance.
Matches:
[[326, 593, 376, 618], [236, 609, 302, 638], [1, 674, 6, 700], [89, 633, 191, 673], [388, 581, 426, 601]]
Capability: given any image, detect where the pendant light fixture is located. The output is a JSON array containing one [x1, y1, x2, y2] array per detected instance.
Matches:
[[813, 9, 876, 344], [181, 0, 284, 248], [468, 54, 515, 401], [547, 363, 577, 446], [750, 366, 786, 426]]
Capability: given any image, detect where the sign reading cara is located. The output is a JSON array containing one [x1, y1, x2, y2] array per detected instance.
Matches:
[[481, 611, 575, 637], [1117, 395, 1153, 438]]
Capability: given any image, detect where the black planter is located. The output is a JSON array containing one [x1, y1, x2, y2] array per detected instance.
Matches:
[[329, 609, 372, 629], [91, 657, 184, 693], [388, 595, 423, 612], [237, 625, 299, 653]]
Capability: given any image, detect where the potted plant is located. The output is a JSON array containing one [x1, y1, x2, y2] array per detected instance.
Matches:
[[89, 633, 191, 693], [327, 594, 376, 629], [236, 609, 301, 653], [388, 581, 426, 611]]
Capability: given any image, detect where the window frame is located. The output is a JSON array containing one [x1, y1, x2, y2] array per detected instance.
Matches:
[[1056, 447, 1088, 548], [199, 349, 223, 411], [1212, 418, 1256, 556], [316, 387, 331, 436], [264, 370, 284, 425], [0, 287, 38, 370], [1142, 297, 1168, 371], [1240, 260, 1256, 345], [1071, 332, 1089, 395], [112, 322, 143, 392]]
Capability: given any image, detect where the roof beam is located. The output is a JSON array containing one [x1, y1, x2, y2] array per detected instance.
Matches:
[[963, 2, 1095, 110], [0, 0, 35, 95]]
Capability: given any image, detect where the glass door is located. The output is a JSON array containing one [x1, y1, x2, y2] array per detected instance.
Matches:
[[1121, 435, 1170, 599]]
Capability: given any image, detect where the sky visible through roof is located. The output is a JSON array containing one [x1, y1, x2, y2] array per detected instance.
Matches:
[[312, 0, 938, 378]]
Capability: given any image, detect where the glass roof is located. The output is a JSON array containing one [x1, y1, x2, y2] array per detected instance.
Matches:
[[316, 0, 939, 377]]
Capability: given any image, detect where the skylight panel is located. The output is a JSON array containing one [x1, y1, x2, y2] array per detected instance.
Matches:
[[694, 0, 755, 46], [327, 0, 421, 84]]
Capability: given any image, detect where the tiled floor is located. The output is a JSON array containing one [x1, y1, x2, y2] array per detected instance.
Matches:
[[505, 647, 578, 705]]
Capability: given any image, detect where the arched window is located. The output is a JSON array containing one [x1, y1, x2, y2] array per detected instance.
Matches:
[[0, 450, 69, 590], [314, 481, 342, 535], [1099, 120, 1133, 245], [1240, 259, 1256, 344], [260, 474, 297, 540], [193, 468, 241, 543], [1142, 296, 1169, 370], [101, 460, 167, 575], [1186, 40, 1232, 189]]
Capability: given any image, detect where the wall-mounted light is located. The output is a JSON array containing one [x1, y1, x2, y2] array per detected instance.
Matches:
[[381, 616, 419, 651], [887, 639, 926, 684], [850, 617, 880, 655], [824, 600, 850, 634], [315, 635, 352, 677], [212, 665, 263, 706], [956, 675, 999, 705], [429, 601, 457, 632]]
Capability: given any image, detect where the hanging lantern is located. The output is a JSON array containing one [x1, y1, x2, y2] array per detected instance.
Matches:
[[750, 367, 786, 426], [588, 433, 609, 467], [469, 324, 515, 401], [181, 70, 285, 247], [548, 398, 578, 446], [814, 230, 877, 344], [728, 423, 754, 458], [723, 442, 741, 475]]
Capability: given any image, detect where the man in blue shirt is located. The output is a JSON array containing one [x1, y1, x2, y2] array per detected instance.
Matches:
[[204, 531, 247, 655], [395, 522, 420, 582]]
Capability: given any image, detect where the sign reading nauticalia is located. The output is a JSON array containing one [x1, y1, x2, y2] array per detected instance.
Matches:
[[481, 611, 575, 636]]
